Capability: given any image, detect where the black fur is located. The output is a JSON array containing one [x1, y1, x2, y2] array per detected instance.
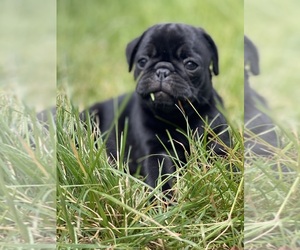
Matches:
[[81, 24, 231, 191], [244, 36, 280, 155]]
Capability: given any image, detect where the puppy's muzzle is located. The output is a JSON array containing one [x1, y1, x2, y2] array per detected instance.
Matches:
[[156, 68, 170, 81], [154, 62, 174, 82]]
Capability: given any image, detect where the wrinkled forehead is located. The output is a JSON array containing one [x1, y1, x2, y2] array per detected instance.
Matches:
[[138, 24, 209, 60]]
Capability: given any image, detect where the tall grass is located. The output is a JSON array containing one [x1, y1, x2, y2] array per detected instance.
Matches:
[[244, 125, 300, 249], [56, 93, 244, 249], [0, 94, 56, 248]]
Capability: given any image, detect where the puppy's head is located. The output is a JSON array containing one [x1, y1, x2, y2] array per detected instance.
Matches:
[[126, 23, 219, 112], [244, 36, 260, 76]]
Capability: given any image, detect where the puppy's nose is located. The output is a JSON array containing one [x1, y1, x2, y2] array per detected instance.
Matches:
[[156, 68, 170, 81]]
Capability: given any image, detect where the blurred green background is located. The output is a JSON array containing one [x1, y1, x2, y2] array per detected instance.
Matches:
[[57, 0, 243, 123], [245, 0, 300, 126], [0, 0, 56, 109]]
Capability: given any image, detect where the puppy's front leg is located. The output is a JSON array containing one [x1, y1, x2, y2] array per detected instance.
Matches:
[[143, 154, 174, 192]]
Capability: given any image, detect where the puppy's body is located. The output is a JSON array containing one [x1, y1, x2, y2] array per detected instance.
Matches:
[[83, 24, 230, 190], [244, 36, 279, 154], [87, 91, 228, 188]]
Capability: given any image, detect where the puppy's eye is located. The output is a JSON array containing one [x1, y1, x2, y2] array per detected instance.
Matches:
[[137, 58, 148, 68], [184, 61, 198, 71]]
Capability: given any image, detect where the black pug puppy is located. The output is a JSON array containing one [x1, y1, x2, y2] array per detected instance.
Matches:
[[81, 23, 231, 192], [244, 36, 280, 155]]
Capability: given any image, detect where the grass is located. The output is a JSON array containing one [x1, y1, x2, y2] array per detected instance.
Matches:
[[244, 128, 300, 248], [56, 93, 244, 249], [0, 94, 56, 248]]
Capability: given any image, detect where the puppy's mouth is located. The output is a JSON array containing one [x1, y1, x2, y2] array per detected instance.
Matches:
[[147, 91, 176, 105]]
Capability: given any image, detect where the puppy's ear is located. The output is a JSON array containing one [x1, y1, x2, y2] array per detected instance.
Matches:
[[126, 34, 145, 72], [244, 36, 260, 75], [202, 31, 219, 76]]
